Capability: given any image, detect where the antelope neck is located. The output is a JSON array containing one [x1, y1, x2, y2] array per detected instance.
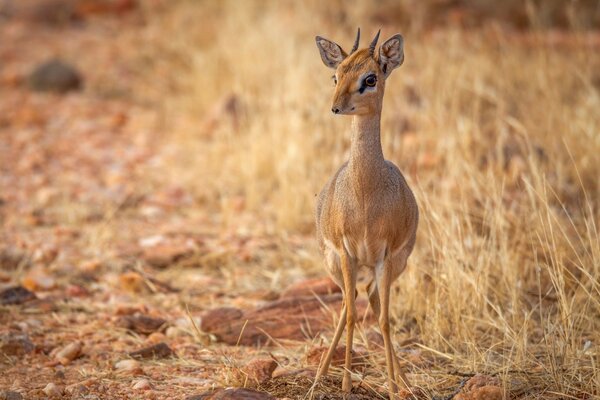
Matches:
[[348, 111, 385, 190]]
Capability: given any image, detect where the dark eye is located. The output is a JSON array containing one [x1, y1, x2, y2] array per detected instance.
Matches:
[[332, 75, 338, 85], [364, 75, 377, 87]]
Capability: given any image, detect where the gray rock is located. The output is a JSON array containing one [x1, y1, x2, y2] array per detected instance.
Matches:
[[28, 59, 82, 93], [0, 332, 34, 356], [0, 390, 24, 400], [0, 286, 37, 305]]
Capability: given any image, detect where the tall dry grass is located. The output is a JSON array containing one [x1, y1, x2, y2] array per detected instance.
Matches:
[[141, 1, 599, 397]]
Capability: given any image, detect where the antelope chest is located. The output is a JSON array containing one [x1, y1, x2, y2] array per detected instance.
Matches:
[[336, 205, 392, 267]]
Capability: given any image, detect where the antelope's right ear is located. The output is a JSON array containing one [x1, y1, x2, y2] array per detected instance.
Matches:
[[315, 36, 347, 69]]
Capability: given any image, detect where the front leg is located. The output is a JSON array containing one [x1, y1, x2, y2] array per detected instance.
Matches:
[[340, 250, 357, 392]]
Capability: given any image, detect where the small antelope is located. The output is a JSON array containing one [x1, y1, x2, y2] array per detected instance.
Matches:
[[313, 29, 418, 397]]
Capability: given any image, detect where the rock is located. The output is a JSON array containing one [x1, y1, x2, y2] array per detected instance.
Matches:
[[200, 293, 369, 346], [398, 387, 429, 399], [129, 342, 174, 360], [42, 383, 62, 398], [145, 332, 167, 344], [280, 277, 341, 298], [114, 359, 144, 376], [185, 388, 275, 400], [305, 346, 367, 370], [463, 374, 501, 391], [242, 358, 278, 385], [0, 391, 24, 400], [141, 243, 193, 268], [54, 341, 82, 365], [0, 286, 37, 305], [0, 333, 35, 356], [64, 384, 88, 396], [454, 375, 504, 400], [119, 271, 147, 293], [132, 378, 152, 390], [165, 326, 185, 338], [116, 314, 166, 334], [455, 386, 504, 400], [28, 59, 82, 93], [0, 247, 29, 270], [22, 272, 56, 291]]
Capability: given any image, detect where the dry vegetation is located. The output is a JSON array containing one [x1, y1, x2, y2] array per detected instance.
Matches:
[[1, 0, 599, 399]]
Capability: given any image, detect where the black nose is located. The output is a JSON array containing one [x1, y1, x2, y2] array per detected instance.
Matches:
[[332, 108, 340, 114]]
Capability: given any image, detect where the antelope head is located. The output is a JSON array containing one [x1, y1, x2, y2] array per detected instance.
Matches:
[[315, 28, 405, 115]]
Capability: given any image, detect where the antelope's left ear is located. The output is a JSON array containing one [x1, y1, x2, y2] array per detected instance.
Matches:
[[378, 34, 404, 78]]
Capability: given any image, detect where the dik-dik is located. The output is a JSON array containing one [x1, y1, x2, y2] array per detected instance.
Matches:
[[314, 29, 418, 397]]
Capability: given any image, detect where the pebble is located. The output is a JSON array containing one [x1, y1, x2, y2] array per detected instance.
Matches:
[[165, 326, 185, 338], [54, 341, 82, 365], [42, 383, 62, 398], [0, 333, 34, 356], [0, 391, 24, 400], [114, 359, 144, 375], [132, 378, 152, 390], [129, 342, 174, 360]]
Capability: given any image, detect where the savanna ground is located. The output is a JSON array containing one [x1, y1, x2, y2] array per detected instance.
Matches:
[[1, 0, 599, 399]]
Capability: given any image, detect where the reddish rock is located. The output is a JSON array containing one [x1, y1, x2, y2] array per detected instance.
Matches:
[[305, 345, 367, 370], [200, 293, 368, 346], [142, 243, 193, 268], [463, 374, 501, 391], [455, 386, 504, 400], [185, 388, 274, 400], [280, 277, 340, 298], [242, 358, 278, 385], [129, 342, 174, 359], [116, 314, 166, 334], [454, 375, 504, 400], [54, 341, 82, 365]]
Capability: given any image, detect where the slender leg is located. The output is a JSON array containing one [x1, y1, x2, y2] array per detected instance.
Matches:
[[340, 251, 357, 392], [315, 304, 347, 379], [377, 259, 411, 398]]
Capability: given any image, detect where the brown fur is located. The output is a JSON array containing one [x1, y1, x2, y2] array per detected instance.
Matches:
[[314, 31, 417, 398]]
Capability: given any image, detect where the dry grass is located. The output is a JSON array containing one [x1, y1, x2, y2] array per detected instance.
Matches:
[[143, 1, 600, 397]]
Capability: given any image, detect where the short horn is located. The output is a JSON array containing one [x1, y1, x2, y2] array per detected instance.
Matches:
[[369, 29, 381, 56], [350, 27, 360, 54]]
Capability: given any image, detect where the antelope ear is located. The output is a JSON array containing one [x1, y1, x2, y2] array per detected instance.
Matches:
[[315, 36, 347, 69], [378, 34, 404, 78]]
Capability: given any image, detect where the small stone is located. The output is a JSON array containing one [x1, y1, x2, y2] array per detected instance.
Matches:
[[146, 332, 166, 344], [64, 384, 88, 396], [42, 383, 62, 398], [54, 341, 82, 365], [0, 247, 29, 270], [119, 272, 147, 293], [242, 358, 278, 385], [0, 286, 37, 305], [185, 388, 275, 400], [0, 333, 34, 356], [129, 342, 174, 360], [463, 374, 501, 391], [116, 314, 166, 334], [115, 359, 144, 376], [455, 386, 503, 400], [132, 378, 152, 390], [0, 391, 23, 400], [28, 59, 82, 93], [165, 326, 185, 338]]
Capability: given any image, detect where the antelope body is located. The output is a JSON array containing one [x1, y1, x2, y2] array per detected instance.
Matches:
[[314, 29, 418, 397]]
